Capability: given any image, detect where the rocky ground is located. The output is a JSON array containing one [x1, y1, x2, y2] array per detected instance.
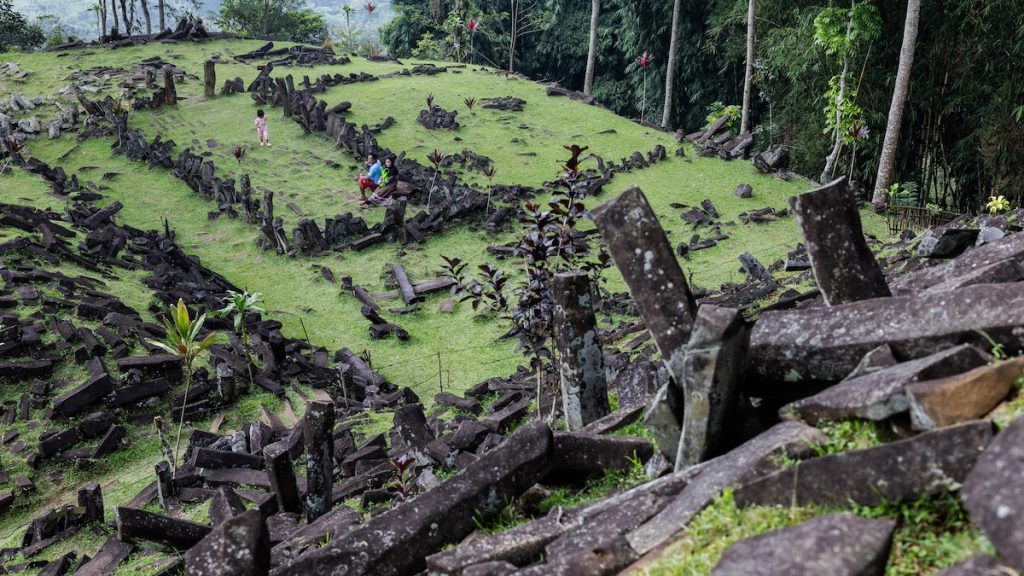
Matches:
[[1, 28, 1023, 576]]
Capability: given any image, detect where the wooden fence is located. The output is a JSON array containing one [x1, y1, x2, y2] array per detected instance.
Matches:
[[885, 205, 962, 235]]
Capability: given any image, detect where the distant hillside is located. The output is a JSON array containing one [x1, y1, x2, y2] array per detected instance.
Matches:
[[11, 0, 394, 42]]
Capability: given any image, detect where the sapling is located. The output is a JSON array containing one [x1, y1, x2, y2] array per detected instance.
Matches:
[[216, 289, 265, 393], [147, 298, 218, 471]]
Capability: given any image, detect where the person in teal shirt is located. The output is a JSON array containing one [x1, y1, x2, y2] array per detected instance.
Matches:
[[358, 154, 382, 206]]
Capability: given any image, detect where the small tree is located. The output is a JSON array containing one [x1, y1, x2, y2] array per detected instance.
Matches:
[[216, 290, 264, 391], [147, 299, 218, 471]]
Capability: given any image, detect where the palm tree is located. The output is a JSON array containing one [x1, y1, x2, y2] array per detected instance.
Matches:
[[583, 0, 599, 95], [660, 0, 682, 128], [739, 0, 755, 135], [872, 0, 922, 208], [110, 0, 119, 36], [147, 299, 218, 472], [158, 0, 164, 31]]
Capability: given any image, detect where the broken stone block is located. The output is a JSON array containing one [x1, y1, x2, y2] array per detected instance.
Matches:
[[551, 432, 652, 476], [77, 482, 104, 524], [677, 305, 749, 468], [271, 506, 362, 566], [780, 344, 989, 424], [117, 506, 212, 550], [515, 536, 638, 575], [710, 513, 895, 576], [789, 177, 890, 305], [734, 183, 753, 198], [551, 271, 610, 430], [907, 357, 1024, 430], [735, 421, 993, 508], [184, 509, 269, 576], [208, 486, 247, 526], [748, 283, 1024, 387], [52, 374, 113, 417], [918, 227, 980, 258], [961, 414, 1024, 573], [592, 187, 698, 380], [891, 229, 1024, 293], [279, 421, 554, 575], [628, 421, 827, 555]]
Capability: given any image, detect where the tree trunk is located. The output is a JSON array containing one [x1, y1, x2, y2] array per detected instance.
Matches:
[[140, 0, 151, 36], [100, 1, 107, 40], [872, 0, 922, 207], [819, 4, 855, 184], [158, 0, 164, 31], [508, 0, 517, 72], [660, 0, 682, 128], [110, 0, 120, 36], [119, 0, 131, 35], [740, 0, 756, 135], [583, 0, 600, 95]]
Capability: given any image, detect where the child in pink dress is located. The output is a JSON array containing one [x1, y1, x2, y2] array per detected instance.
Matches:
[[255, 109, 270, 146]]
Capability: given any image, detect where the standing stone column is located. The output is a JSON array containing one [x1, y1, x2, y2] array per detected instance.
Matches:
[[155, 460, 175, 509], [790, 177, 890, 305], [676, 305, 750, 469], [263, 443, 301, 514], [162, 65, 177, 106], [302, 401, 335, 521], [203, 60, 216, 98], [552, 271, 610, 430], [78, 482, 104, 524], [592, 187, 698, 379]]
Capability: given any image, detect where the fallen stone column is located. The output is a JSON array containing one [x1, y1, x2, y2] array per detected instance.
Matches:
[[734, 421, 993, 508], [710, 514, 895, 576], [789, 177, 890, 305], [276, 421, 554, 576], [551, 271, 610, 430], [264, 443, 301, 514], [116, 506, 211, 550], [748, 283, 1024, 388], [627, 421, 826, 555]]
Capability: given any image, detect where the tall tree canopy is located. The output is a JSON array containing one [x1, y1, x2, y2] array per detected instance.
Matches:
[[382, 0, 1024, 213], [216, 0, 328, 44], [0, 0, 43, 51]]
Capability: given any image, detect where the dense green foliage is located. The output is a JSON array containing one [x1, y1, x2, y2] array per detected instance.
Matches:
[[382, 0, 1024, 212], [0, 0, 44, 51], [215, 0, 329, 44]]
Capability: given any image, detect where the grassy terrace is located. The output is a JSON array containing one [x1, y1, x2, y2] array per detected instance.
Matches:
[[0, 38, 901, 574]]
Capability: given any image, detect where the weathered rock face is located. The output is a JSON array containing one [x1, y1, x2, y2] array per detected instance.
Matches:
[[677, 305, 749, 468], [780, 344, 989, 424], [961, 415, 1024, 573], [710, 514, 895, 576], [907, 357, 1024, 430], [184, 509, 270, 576], [551, 271, 610, 430], [735, 421, 994, 508], [592, 187, 697, 379], [627, 421, 827, 555], [789, 177, 890, 305], [277, 421, 554, 576], [643, 381, 684, 464], [748, 283, 1024, 389]]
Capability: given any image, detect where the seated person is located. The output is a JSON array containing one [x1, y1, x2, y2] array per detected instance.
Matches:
[[365, 156, 400, 207], [358, 154, 382, 204]]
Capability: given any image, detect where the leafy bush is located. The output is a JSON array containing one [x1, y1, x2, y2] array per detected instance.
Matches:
[[704, 101, 742, 133]]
